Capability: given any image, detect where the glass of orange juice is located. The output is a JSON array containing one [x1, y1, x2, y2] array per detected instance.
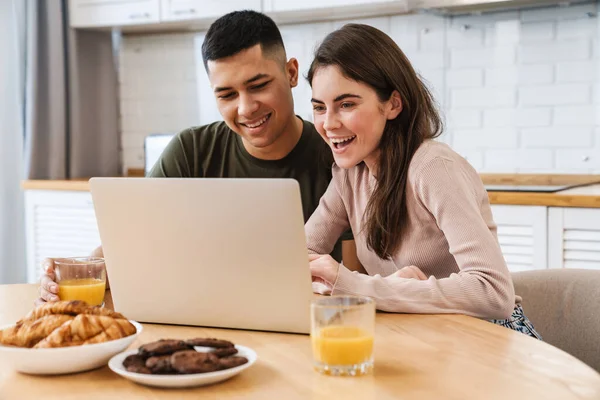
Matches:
[[311, 295, 375, 376], [54, 257, 107, 306]]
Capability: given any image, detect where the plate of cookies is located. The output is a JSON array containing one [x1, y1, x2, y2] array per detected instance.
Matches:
[[108, 337, 257, 388], [0, 300, 142, 375]]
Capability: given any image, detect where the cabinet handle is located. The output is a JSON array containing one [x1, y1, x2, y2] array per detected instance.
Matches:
[[173, 8, 196, 15], [128, 12, 151, 20]]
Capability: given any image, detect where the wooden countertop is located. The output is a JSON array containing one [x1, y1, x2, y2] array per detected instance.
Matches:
[[487, 184, 600, 208], [1, 284, 600, 399], [481, 174, 600, 208], [21, 179, 91, 191], [21, 173, 600, 208], [20, 168, 146, 192]]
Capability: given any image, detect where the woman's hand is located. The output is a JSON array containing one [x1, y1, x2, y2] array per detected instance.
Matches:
[[309, 254, 341, 287], [391, 265, 428, 280]]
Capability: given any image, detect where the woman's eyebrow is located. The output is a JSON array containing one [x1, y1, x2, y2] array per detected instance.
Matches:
[[311, 93, 362, 103]]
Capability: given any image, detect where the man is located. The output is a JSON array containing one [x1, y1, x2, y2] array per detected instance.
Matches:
[[36, 10, 354, 305]]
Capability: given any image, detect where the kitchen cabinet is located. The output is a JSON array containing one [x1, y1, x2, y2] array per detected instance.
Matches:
[[262, 0, 409, 24], [490, 205, 548, 273], [69, 0, 160, 28], [263, 0, 394, 13], [68, 0, 412, 30], [160, 0, 261, 22], [548, 207, 600, 270], [491, 205, 600, 272], [24, 190, 101, 284]]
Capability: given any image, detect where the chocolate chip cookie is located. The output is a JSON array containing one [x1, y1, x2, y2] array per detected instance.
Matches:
[[170, 350, 220, 374], [139, 339, 191, 356], [146, 354, 175, 374], [218, 356, 248, 370], [211, 346, 238, 358], [185, 338, 234, 349], [123, 354, 151, 374]]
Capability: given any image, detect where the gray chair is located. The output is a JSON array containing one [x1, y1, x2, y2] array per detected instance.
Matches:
[[512, 269, 600, 372]]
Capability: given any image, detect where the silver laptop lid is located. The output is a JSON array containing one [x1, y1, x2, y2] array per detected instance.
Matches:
[[89, 177, 313, 334]]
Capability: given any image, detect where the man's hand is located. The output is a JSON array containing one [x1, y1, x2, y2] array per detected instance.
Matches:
[[34, 245, 106, 307], [35, 258, 59, 307]]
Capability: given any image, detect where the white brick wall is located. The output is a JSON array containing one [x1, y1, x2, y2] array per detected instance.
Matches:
[[519, 21, 554, 42], [118, 2, 600, 173], [447, 69, 483, 87], [517, 65, 555, 85], [485, 149, 554, 171], [515, 108, 553, 127], [451, 46, 517, 68], [448, 109, 482, 128], [554, 105, 598, 125], [453, 128, 519, 149], [519, 84, 591, 106], [556, 61, 597, 82], [518, 40, 591, 64], [445, 1, 600, 172], [118, 33, 199, 173], [452, 88, 517, 108], [521, 127, 594, 148]]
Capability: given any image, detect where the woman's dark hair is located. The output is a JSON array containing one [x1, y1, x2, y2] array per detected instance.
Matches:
[[307, 23, 443, 260]]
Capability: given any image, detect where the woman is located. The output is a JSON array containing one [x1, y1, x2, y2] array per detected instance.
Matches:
[[305, 23, 541, 338]]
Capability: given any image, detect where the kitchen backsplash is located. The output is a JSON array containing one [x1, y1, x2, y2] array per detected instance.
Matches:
[[118, 2, 600, 174], [118, 33, 199, 172]]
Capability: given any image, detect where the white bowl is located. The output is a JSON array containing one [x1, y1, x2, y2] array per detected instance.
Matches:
[[108, 344, 257, 388], [0, 320, 142, 375]]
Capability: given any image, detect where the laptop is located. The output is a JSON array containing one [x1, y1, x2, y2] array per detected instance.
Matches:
[[88, 177, 313, 334]]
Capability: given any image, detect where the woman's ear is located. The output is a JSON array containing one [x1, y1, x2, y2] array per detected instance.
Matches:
[[386, 90, 403, 120]]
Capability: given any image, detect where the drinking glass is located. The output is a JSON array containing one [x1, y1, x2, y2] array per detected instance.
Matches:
[[310, 295, 375, 376], [54, 257, 107, 307]]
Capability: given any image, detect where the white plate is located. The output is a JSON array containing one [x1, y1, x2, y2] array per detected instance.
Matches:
[[108, 345, 257, 388], [0, 320, 142, 375]]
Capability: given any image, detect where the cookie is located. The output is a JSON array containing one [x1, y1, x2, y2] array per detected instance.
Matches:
[[211, 347, 238, 358], [146, 354, 174, 374], [123, 354, 151, 374], [185, 338, 234, 349], [138, 339, 191, 356], [170, 350, 220, 374], [218, 356, 248, 370]]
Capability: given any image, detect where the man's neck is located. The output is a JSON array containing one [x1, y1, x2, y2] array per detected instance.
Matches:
[[242, 116, 303, 161]]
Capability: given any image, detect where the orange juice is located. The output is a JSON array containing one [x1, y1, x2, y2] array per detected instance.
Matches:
[[58, 278, 106, 306], [312, 325, 374, 365]]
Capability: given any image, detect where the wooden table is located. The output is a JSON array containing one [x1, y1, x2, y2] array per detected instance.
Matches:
[[1, 284, 599, 400]]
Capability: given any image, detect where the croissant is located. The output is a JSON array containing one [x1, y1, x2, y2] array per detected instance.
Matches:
[[83, 306, 126, 320], [0, 314, 74, 348], [34, 314, 136, 348], [18, 301, 126, 324]]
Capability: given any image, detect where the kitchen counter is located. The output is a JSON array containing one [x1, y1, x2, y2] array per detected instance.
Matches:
[[22, 173, 600, 208], [487, 185, 600, 208], [21, 169, 146, 192], [21, 179, 91, 191], [481, 173, 600, 208]]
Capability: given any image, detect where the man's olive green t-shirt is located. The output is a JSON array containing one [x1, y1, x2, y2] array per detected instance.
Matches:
[[148, 117, 346, 262]]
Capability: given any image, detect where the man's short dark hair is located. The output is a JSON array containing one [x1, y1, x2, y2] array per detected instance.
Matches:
[[201, 10, 286, 70]]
